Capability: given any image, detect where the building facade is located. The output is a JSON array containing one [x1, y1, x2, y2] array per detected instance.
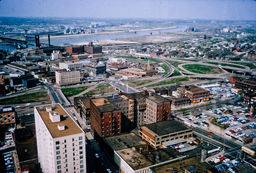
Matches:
[[139, 120, 193, 148], [90, 98, 122, 138], [178, 85, 210, 103], [144, 94, 171, 125], [34, 103, 86, 173], [55, 71, 80, 85]]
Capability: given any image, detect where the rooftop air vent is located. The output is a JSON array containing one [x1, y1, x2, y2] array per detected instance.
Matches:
[[58, 124, 65, 131]]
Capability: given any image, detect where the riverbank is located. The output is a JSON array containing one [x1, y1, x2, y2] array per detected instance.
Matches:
[[40, 25, 178, 41]]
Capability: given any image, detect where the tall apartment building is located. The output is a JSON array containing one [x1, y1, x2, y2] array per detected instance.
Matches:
[[55, 70, 80, 85], [90, 97, 122, 138], [145, 94, 171, 125], [34, 103, 86, 173]]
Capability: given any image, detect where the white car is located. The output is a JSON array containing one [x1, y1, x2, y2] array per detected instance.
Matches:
[[95, 153, 99, 158]]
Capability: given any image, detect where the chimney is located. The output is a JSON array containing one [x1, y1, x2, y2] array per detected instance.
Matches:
[[48, 34, 51, 47], [143, 87, 148, 96]]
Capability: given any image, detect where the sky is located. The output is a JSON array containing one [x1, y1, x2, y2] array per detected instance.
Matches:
[[0, 0, 256, 20]]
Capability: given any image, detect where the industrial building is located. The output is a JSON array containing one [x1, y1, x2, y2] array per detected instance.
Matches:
[[34, 103, 86, 173], [139, 120, 193, 148], [55, 70, 80, 85]]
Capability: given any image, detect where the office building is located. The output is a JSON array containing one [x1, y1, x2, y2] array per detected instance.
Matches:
[[34, 103, 86, 173], [55, 70, 80, 85]]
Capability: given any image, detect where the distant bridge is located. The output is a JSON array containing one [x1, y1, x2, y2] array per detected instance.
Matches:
[[0, 37, 28, 44], [0, 35, 52, 47]]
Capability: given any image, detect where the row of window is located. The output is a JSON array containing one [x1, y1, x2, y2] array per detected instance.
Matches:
[[56, 137, 83, 145]]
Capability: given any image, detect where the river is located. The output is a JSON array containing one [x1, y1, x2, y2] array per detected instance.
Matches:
[[0, 25, 188, 51]]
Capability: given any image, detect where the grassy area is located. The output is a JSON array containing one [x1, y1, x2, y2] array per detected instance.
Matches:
[[183, 64, 223, 74], [61, 86, 89, 97], [232, 62, 256, 69], [161, 63, 170, 75], [85, 84, 115, 96], [172, 70, 181, 76], [205, 62, 244, 69], [148, 77, 190, 87], [179, 59, 202, 62], [147, 58, 162, 63], [210, 118, 228, 129], [167, 60, 183, 68], [0, 91, 50, 105], [128, 79, 154, 87]]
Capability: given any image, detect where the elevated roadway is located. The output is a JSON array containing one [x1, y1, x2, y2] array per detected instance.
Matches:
[[110, 82, 139, 93]]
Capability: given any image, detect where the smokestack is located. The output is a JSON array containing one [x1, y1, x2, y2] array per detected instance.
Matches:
[[35, 35, 40, 48], [48, 35, 51, 47]]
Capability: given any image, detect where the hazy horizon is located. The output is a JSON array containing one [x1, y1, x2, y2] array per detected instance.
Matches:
[[0, 0, 256, 21]]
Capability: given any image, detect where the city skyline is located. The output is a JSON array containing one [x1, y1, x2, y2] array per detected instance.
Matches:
[[0, 0, 256, 21]]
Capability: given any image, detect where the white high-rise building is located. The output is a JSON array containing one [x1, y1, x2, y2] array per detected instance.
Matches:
[[34, 103, 86, 173]]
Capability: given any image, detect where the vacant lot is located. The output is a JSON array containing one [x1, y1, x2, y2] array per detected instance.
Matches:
[[0, 91, 50, 105], [183, 64, 223, 74], [61, 86, 90, 97], [148, 77, 190, 87]]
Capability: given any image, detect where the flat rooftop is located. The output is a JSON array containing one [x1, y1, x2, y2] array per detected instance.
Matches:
[[121, 68, 146, 74], [151, 157, 216, 173], [116, 148, 153, 170], [105, 133, 147, 151], [147, 94, 171, 104], [91, 97, 121, 113], [141, 120, 191, 136], [35, 103, 83, 138], [183, 85, 209, 93]]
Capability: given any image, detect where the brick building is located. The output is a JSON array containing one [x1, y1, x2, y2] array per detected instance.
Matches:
[[74, 97, 91, 119], [235, 79, 256, 92], [90, 97, 122, 138], [66, 46, 83, 54], [244, 92, 256, 105], [169, 97, 191, 107], [145, 93, 171, 125], [84, 42, 102, 54], [177, 85, 210, 103]]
